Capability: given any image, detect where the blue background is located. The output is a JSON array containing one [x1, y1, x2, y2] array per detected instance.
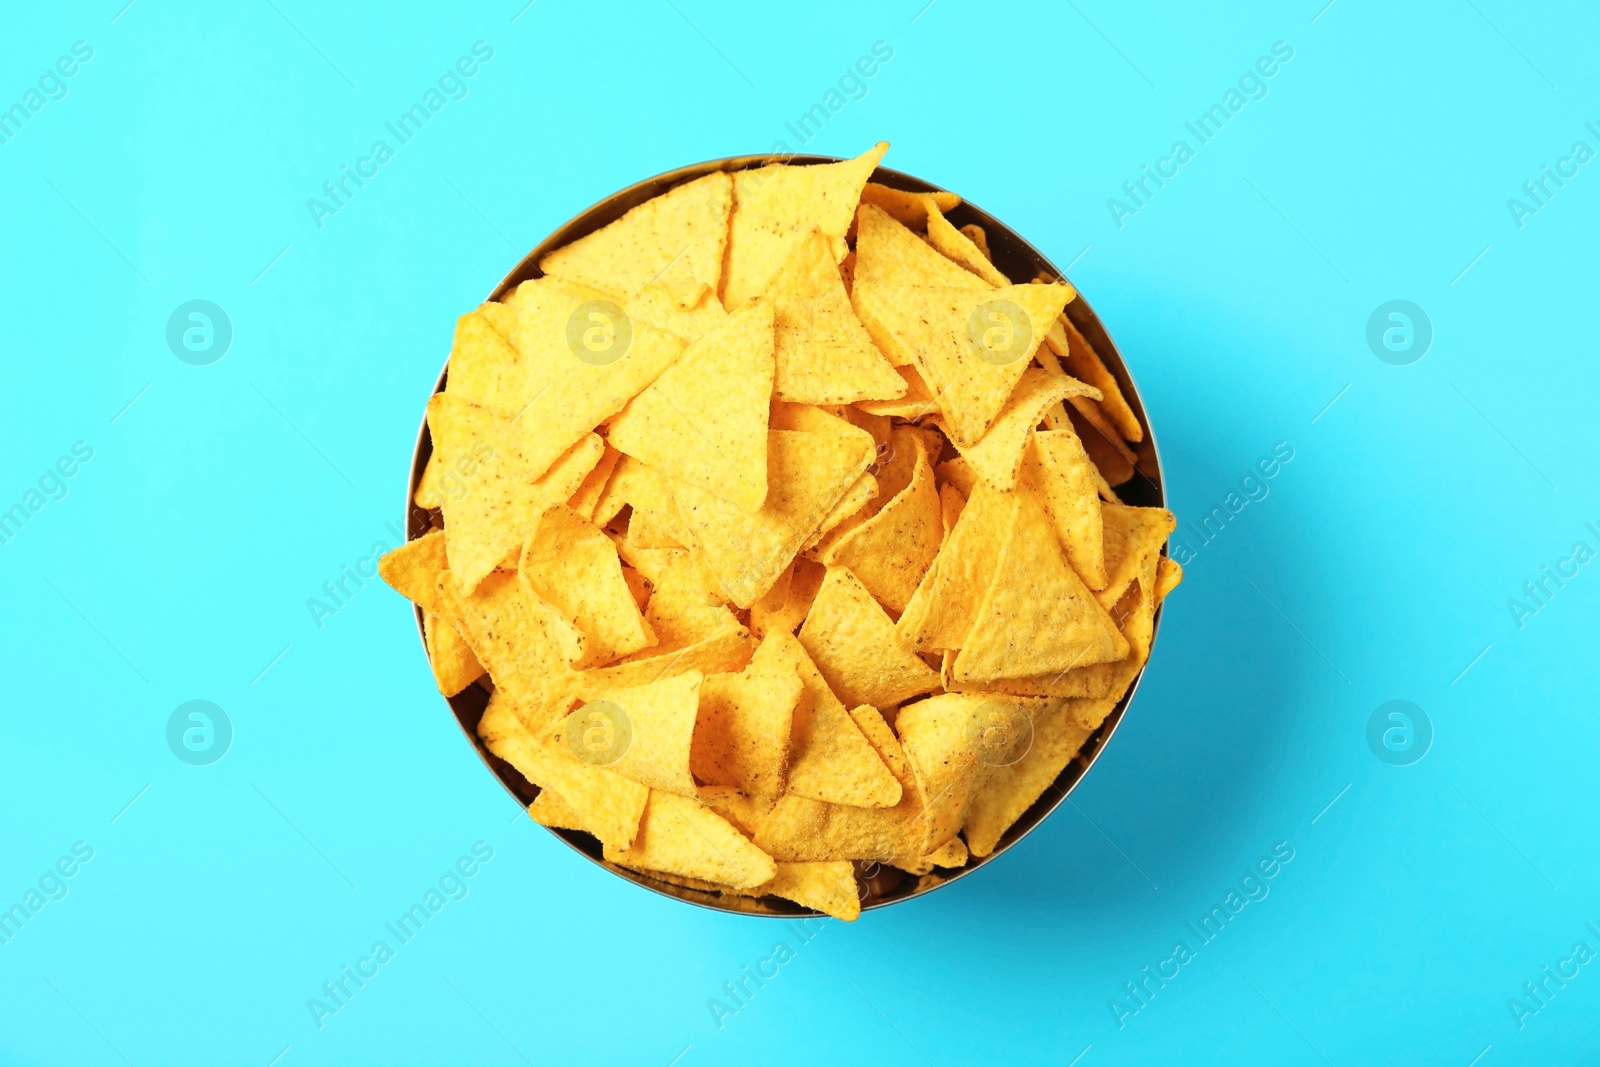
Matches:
[[2, 0, 1597, 1064]]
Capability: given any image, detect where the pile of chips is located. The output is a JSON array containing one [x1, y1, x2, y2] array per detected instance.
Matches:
[[380, 143, 1179, 920]]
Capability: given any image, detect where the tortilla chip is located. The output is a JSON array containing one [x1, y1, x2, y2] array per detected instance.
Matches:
[[763, 861, 861, 920], [855, 364, 940, 418], [624, 281, 731, 342], [444, 309, 530, 413], [859, 182, 960, 229], [1155, 556, 1183, 600], [1025, 429, 1106, 589], [634, 548, 739, 654], [520, 506, 654, 667], [722, 143, 888, 309], [428, 392, 605, 591], [963, 699, 1093, 858], [951, 487, 1128, 682], [1050, 311, 1142, 443], [423, 610, 483, 696], [527, 787, 588, 833], [959, 224, 988, 258], [550, 672, 701, 796], [801, 470, 877, 557], [822, 436, 942, 614], [501, 278, 686, 480], [606, 789, 777, 890], [798, 566, 941, 708], [894, 693, 1000, 852], [938, 481, 966, 533], [898, 483, 1014, 652], [861, 283, 1076, 447], [674, 427, 874, 608], [566, 446, 622, 522], [952, 367, 1100, 492], [767, 228, 906, 404], [436, 570, 582, 730], [924, 202, 1009, 287], [572, 626, 751, 698], [539, 171, 731, 308], [751, 556, 826, 640], [379, 529, 449, 615], [691, 632, 804, 797], [766, 631, 901, 808], [1099, 505, 1177, 609], [607, 301, 775, 512], [1068, 404, 1136, 487], [480, 694, 647, 851]]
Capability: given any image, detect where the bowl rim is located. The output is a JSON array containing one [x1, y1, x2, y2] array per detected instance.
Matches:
[[405, 151, 1167, 918]]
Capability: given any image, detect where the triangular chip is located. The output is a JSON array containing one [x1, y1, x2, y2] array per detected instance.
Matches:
[[624, 281, 731, 340], [550, 672, 701, 797], [951, 487, 1128, 682], [527, 787, 588, 833], [538, 171, 731, 308], [1026, 429, 1106, 589], [767, 228, 906, 404], [422, 611, 483, 696], [859, 182, 960, 229], [444, 309, 530, 411], [823, 433, 943, 614], [765, 631, 901, 808], [1099, 504, 1178, 608], [605, 789, 776, 890], [607, 301, 775, 511], [691, 632, 804, 798], [761, 860, 862, 920], [502, 278, 686, 480], [953, 367, 1100, 492], [479, 693, 646, 851], [520, 505, 654, 667], [572, 626, 751, 699], [854, 363, 940, 418], [428, 392, 605, 591], [751, 556, 826, 641], [634, 547, 741, 655], [723, 143, 887, 308], [674, 428, 873, 608], [1049, 310, 1142, 443], [798, 566, 941, 709], [897, 483, 1015, 652], [963, 699, 1094, 858], [862, 283, 1075, 447], [436, 569, 582, 727], [924, 201, 1009, 287], [565, 445, 622, 522], [378, 529, 449, 615], [894, 693, 1013, 853]]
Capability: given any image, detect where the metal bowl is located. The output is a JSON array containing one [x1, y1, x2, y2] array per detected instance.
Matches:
[[405, 153, 1166, 916]]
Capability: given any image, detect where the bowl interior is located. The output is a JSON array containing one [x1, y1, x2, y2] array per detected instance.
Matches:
[[406, 154, 1166, 917]]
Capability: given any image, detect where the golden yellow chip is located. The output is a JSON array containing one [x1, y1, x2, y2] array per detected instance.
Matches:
[[566, 445, 622, 522], [479, 693, 646, 851], [722, 143, 887, 309], [798, 566, 941, 708], [539, 171, 731, 309], [893, 693, 1003, 853], [674, 427, 874, 608], [607, 301, 775, 512], [501, 278, 687, 481], [634, 547, 739, 654], [427, 393, 604, 591], [549, 671, 701, 797], [767, 228, 906, 404], [1050, 311, 1142, 443], [1025, 428, 1106, 589], [423, 610, 483, 696], [572, 626, 751, 699], [444, 309, 529, 412], [520, 505, 655, 668], [924, 202, 1009, 287], [762, 860, 861, 921], [953, 367, 1100, 492], [822, 437, 942, 615], [765, 631, 902, 808], [800, 470, 877, 558], [963, 699, 1093, 858], [1155, 556, 1184, 600], [436, 570, 582, 731], [859, 182, 960, 229], [959, 224, 989, 258], [1099, 504, 1178, 608], [750, 556, 826, 640], [606, 789, 777, 890], [855, 364, 940, 418], [935, 454, 977, 496], [691, 632, 804, 798], [527, 786, 588, 833], [951, 487, 1128, 682], [1068, 404, 1136, 487], [898, 483, 1014, 652], [624, 281, 731, 340], [861, 282, 1075, 448], [378, 529, 449, 615]]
